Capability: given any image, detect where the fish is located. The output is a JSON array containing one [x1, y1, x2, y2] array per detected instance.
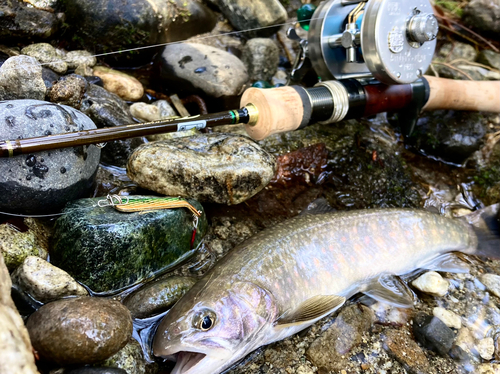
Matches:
[[152, 204, 499, 374]]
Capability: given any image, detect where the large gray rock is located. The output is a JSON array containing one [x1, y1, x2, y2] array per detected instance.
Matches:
[[0, 100, 100, 214], [208, 0, 287, 35], [160, 43, 249, 97], [0, 55, 46, 100], [464, 0, 500, 35], [61, 0, 216, 64], [27, 297, 133, 365], [242, 38, 280, 82], [80, 84, 144, 167], [127, 133, 276, 205], [0, 251, 39, 374]]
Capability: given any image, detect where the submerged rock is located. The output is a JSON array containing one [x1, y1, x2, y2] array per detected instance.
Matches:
[[433, 307, 462, 329], [127, 133, 276, 205], [11, 256, 88, 303], [123, 275, 196, 318], [0, 55, 46, 101], [413, 312, 455, 356], [160, 43, 249, 97], [411, 271, 449, 296], [0, 100, 101, 214], [0, 250, 39, 374], [383, 328, 430, 374], [0, 217, 49, 271], [26, 296, 133, 365], [99, 338, 147, 374], [50, 196, 208, 293], [80, 84, 144, 167], [93, 66, 144, 101]]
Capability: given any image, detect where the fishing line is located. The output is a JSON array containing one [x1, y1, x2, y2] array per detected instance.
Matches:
[[0, 14, 327, 72]]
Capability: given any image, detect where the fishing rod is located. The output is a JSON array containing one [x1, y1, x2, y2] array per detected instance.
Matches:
[[1, 0, 499, 158]]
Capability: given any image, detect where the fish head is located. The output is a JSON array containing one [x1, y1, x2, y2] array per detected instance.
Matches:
[[153, 280, 279, 374]]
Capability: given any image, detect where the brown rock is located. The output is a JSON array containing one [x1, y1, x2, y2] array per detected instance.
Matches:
[[27, 296, 133, 365], [383, 328, 430, 374], [306, 304, 374, 373], [47, 74, 88, 109]]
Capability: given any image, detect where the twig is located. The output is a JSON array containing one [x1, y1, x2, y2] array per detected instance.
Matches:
[[431, 61, 474, 80], [449, 58, 500, 73]]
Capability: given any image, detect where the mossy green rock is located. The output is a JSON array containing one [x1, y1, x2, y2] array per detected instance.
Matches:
[[50, 196, 207, 293]]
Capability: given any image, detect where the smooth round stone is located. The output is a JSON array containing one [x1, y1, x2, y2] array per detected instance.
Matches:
[[479, 273, 500, 298], [411, 271, 449, 296], [129, 102, 160, 122], [65, 50, 97, 70], [21, 43, 67, 74], [127, 133, 276, 205], [93, 67, 144, 102], [0, 56, 46, 101], [26, 297, 133, 365], [123, 276, 197, 318], [0, 100, 100, 214]]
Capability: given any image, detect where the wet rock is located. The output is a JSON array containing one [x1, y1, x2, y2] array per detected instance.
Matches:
[[27, 296, 133, 365], [477, 337, 494, 360], [67, 368, 127, 374], [454, 327, 480, 362], [433, 307, 462, 329], [413, 312, 454, 356], [65, 50, 97, 70], [153, 100, 177, 119], [99, 338, 146, 374], [208, 0, 287, 36], [21, 43, 67, 74], [464, 0, 500, 35], [0, 55, 46, 100], [475, 364, 500, 374], [0, 249, 39, 374], [47, 74, 88, 109], [306, 304, 374, 373], [123, 276, 196, 318], [129, 102, 160, 122], [409, 110, 488, 164], [188, 20, 243, 56], [127, 133, 276, 205], [50, 196, 208, 293], [242, 38, 280, 82], [0, 100, 101, 214], [0, 217, 49, 271], [370, 301, 412, 326], [477, 50, 500, 71], [412, 272, 449, 296], [93, 66, 144, 101], [80, 84, 145, 167], [61, 0, 216, 64], [160, 43, 249, 97], [383, 328, 430, 374], [0, 0, 61, 41], [479, 273, 500, 298], [11, 256, 88, 303]]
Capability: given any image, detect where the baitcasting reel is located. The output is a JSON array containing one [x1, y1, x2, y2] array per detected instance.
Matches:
[[290, 0, 438, 85]]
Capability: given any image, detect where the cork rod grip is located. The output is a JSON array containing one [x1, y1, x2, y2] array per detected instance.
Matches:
[[240, 86, 305, 140], [423, 76, 500, 112]]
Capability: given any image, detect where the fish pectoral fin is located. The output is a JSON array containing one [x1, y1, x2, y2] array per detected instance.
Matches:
[[274, 295, 346, 327], [418, 252, 471, 273], [362, 274, 415, 308], [299, 198, 336, 216]]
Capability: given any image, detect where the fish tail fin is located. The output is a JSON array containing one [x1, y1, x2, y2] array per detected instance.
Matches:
[[465, 204, 500, 259]]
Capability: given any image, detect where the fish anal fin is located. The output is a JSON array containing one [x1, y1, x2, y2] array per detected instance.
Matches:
[[275, 295, 346, 327], [362, 274, 415, 308]]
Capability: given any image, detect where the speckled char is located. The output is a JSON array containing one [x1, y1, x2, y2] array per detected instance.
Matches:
[[50, 196, 207, 293], [127, 133, 276, 205]]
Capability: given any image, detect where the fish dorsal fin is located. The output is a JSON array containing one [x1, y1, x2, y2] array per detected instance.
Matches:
[[362, 274, 415, 308], [275, 295, 346, 327], [419, 252, 471, 273], [299, 198, 335, 216]]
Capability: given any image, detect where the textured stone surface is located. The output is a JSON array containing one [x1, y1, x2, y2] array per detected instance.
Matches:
[[464, 0, 500, 35], [93, 66, 144, 101], [123, 276, 197, 318], [306, 304, 374, 373], [384, 328, 430, 374], [0, 251, 39, 374], [21, 43, 67, 74], [0, 217, 49, 271], [27, 297, 133, 365], [0, 100, 100, 214], [477, 50, 500, 71], [160, 43, 248, 97], [47, 74, 88, 109], [413, 312, 454, 356], [100, 338, 147, 374], [80, 84, 144, 167], [0, 55, 46, 100], [65, 50, 97, 70], [411, 271, 449, 296], [50, 196, 208, 293], [242, 38, 280, 82], [480, 273, 500, 298], [11, 256, 88, 303], [127, 133, 276, 205]]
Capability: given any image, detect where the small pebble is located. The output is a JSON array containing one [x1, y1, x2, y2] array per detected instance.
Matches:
[[477, 337, 495, 360], [479, 274, 500, 298], [92, 66, 144, 101], [411, 271, 449, 296], [129, 102, 160, 122], [433, 307, 462, 329]]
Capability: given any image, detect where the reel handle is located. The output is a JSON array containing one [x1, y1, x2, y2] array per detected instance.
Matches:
[[422, 76, 500, 113]]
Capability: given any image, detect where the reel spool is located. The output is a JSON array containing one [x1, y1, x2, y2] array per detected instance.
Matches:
[[306, 0, 438, 84]]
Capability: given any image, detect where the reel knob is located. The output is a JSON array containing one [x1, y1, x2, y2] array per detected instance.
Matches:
[[407, 12, 439, 45]]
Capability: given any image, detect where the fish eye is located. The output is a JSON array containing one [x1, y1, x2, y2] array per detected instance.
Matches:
[[193, 309, 216, 331]]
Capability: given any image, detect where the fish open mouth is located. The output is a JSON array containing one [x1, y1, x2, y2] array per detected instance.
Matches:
[[170, 351, 207, 374]]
